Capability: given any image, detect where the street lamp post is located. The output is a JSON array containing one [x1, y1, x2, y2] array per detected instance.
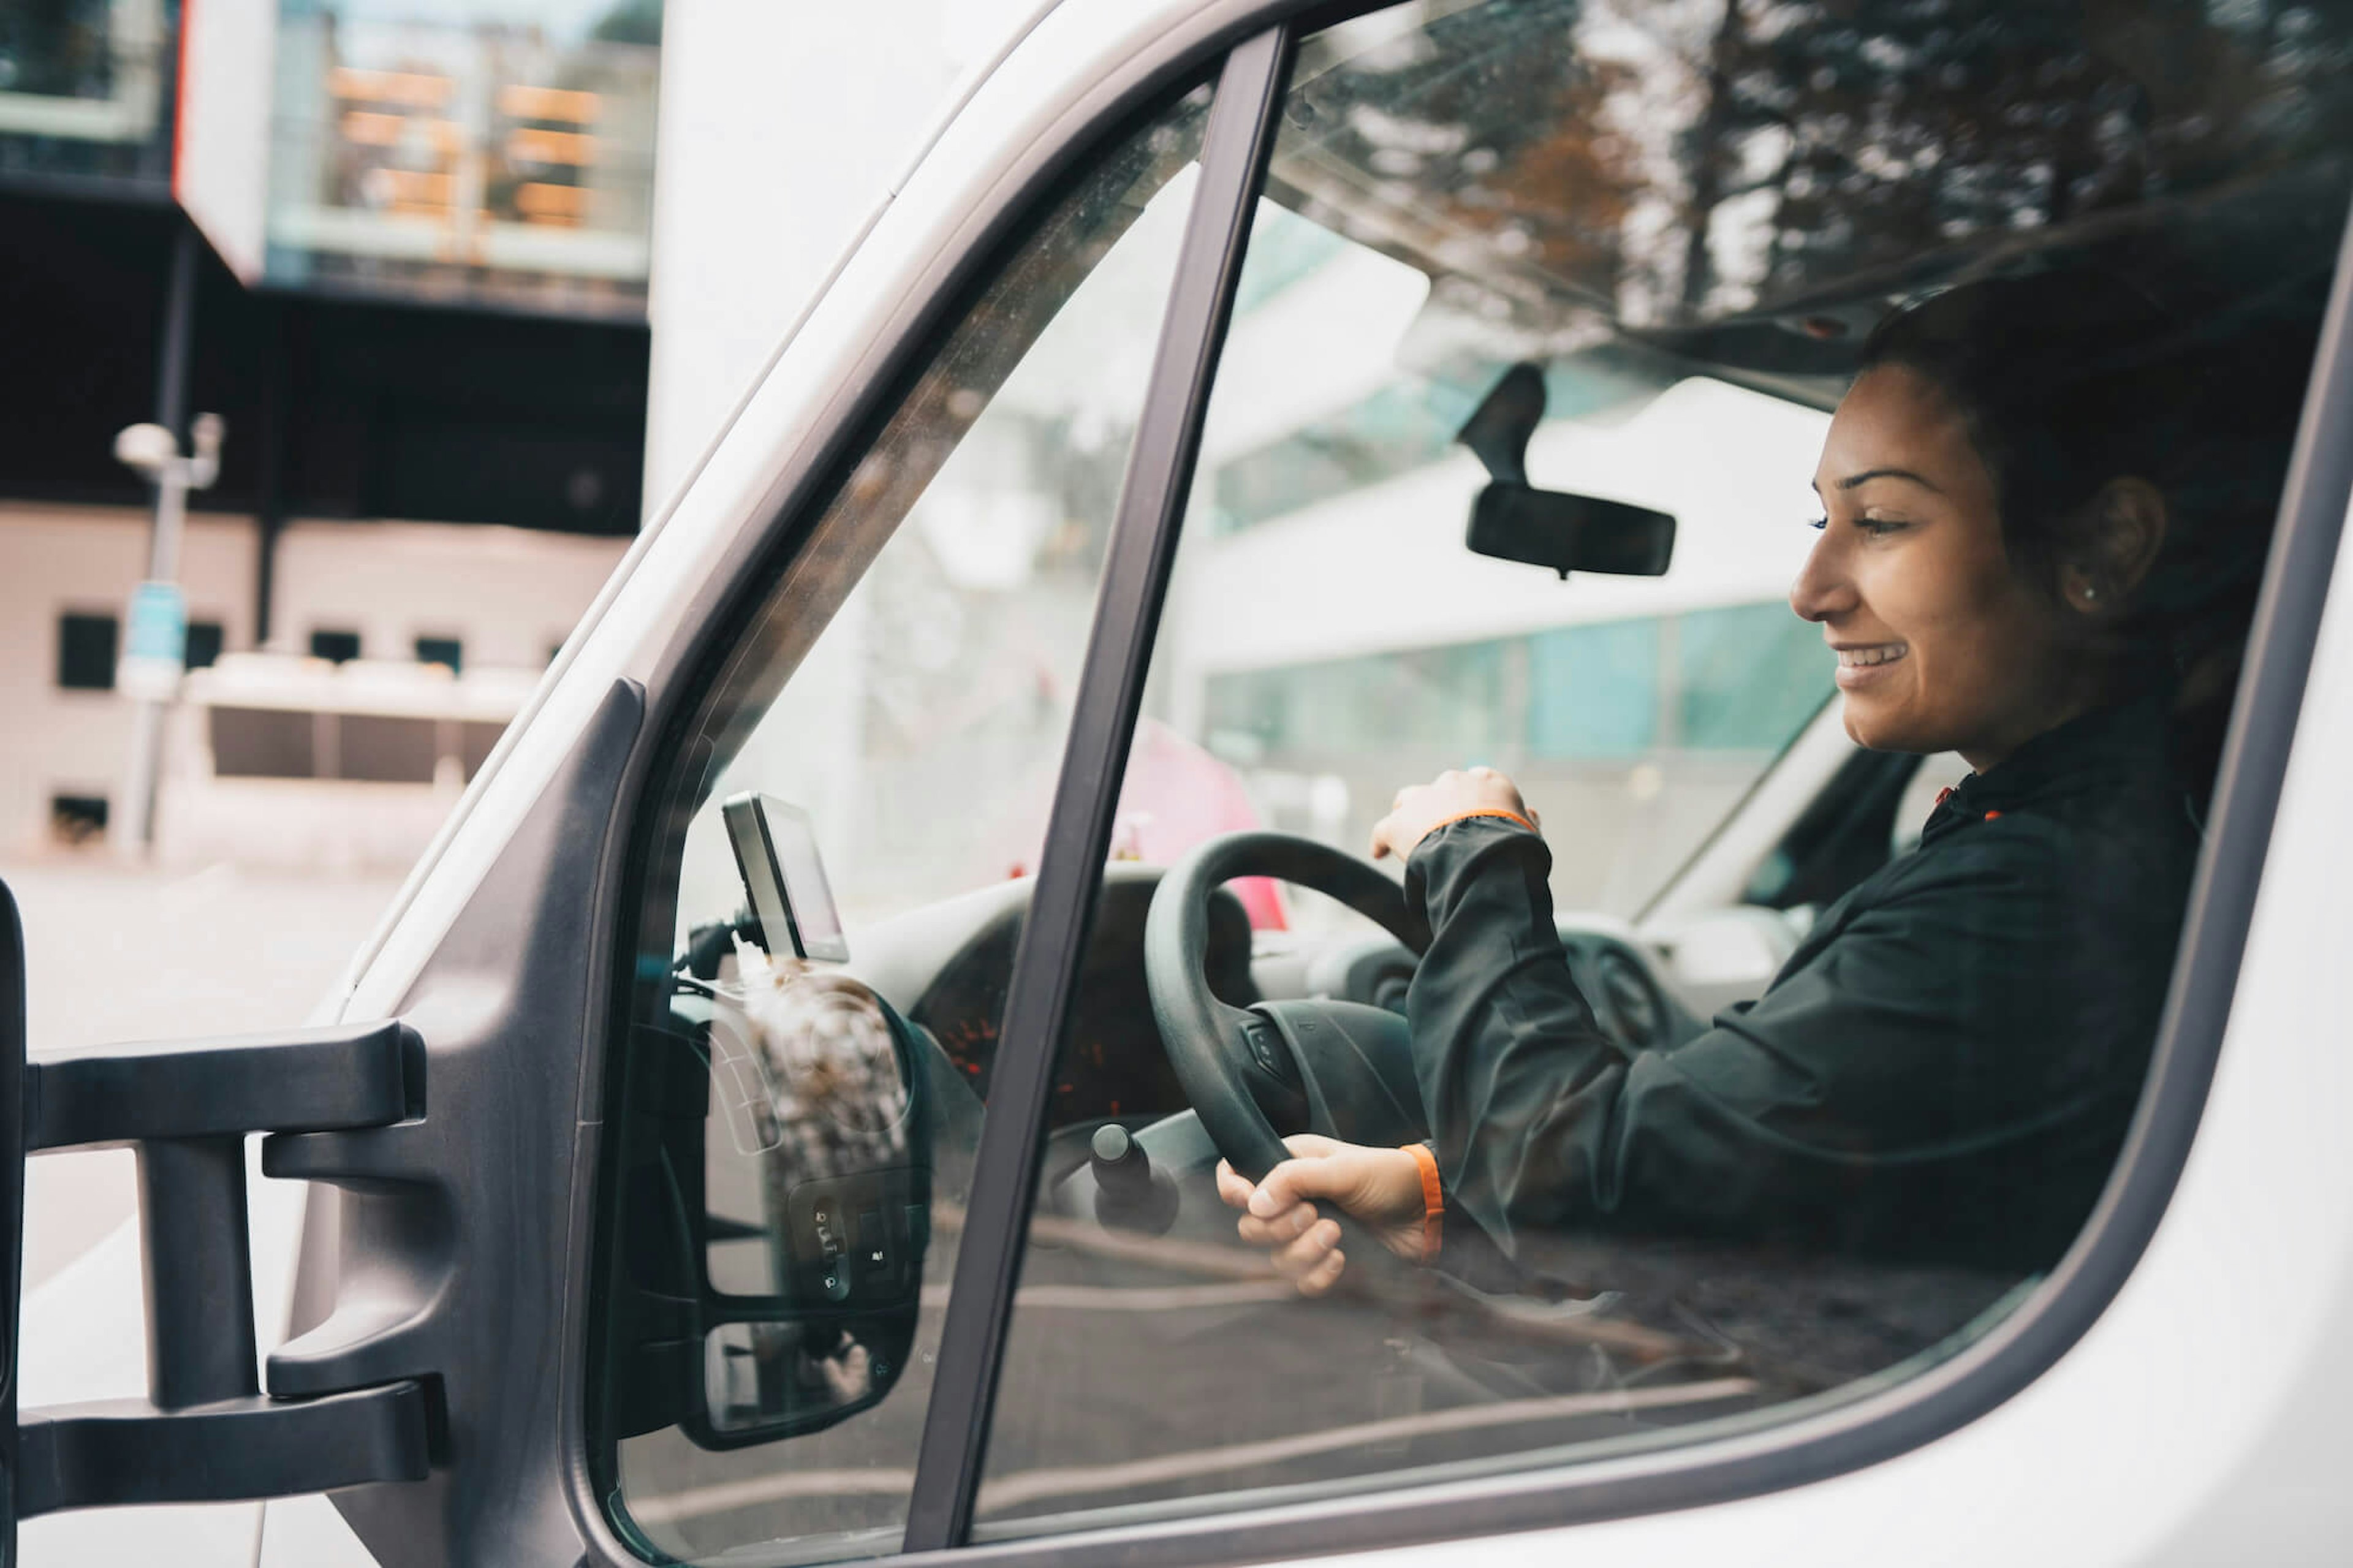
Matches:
[[112, 412, 225, 860]]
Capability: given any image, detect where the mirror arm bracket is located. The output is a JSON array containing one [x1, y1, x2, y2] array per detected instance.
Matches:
[[3, 1007, 430, 1523], [18, 1383, 430, 1516]]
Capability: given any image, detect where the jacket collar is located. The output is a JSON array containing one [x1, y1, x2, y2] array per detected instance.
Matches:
[[1920, 694, 2177, 846]]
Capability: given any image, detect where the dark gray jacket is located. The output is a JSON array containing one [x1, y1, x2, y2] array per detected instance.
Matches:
[[1406, 699, 2199, 1281]]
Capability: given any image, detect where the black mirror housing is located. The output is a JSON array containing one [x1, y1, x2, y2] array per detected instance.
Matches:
[[1456, 360, 1677, 579], [1466, 482, 1675, 579]]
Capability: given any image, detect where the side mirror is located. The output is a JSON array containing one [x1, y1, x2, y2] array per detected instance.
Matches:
[[602, 961, 931, 1452], [1457, 362, 1676, 580], [687, 964, 928, 1448]]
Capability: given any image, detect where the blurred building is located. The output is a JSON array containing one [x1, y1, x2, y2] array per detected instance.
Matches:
[[0, 0, 656, 860], [1, 0, 1824, 894]]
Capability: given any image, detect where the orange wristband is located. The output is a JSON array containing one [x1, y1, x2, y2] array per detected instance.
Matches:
[[1402, 1142, 1443, 1260], [1423, 808, 1538, 838]]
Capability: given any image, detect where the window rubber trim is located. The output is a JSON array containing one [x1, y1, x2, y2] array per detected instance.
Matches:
[[888, 112, 2353, 1568], [898, 25, 1296, 1552]]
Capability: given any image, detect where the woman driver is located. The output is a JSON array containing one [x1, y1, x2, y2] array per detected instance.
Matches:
[[1218, 273, 2302, 1297]]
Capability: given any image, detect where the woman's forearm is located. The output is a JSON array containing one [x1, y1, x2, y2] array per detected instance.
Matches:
[[1404, 817, 1635, 1258]]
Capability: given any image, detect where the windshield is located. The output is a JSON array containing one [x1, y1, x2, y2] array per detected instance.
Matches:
[[1127, 202, 1834, 922], [1276, 0, 2352, 341]]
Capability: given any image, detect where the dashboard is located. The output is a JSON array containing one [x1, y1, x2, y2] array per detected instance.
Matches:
[[838, 862, 1699, 1132], [665, 850, 1718, 1442], [897, 866, 1254, 1122]]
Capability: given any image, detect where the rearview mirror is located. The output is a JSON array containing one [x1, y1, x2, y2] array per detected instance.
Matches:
[[1467, 485, 1675, 579], [1458, 362, 1676, 579]]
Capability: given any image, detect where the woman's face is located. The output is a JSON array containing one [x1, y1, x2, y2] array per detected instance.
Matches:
[[1792, 364, 2091, 770]]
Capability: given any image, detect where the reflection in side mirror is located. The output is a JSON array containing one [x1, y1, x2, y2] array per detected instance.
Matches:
[[1456, 360, 1677, 580], [608, 955, 937, 1452], [1466, 483, 1675, 579], [704, 1318, 900, 1436]]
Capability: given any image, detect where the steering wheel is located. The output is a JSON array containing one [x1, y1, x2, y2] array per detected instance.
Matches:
[[1145, 831, 1432, 1181]]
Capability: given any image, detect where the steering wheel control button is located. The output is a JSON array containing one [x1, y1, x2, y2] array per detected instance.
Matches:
[[1240, 1018, 1286, 1076], [1088, 1123, 1180, 1235], [857, 1208, 890, 1276]]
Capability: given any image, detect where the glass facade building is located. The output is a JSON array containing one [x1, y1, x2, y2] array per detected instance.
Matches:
[[267, 0, 661, 317], [0, 0, 178, 188]]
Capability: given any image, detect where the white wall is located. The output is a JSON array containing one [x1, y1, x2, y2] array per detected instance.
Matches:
[[639, 0, 1037, 514], [267, 517, 626, 668], [0, 506, 259, 853], [0, 506, 627, 856]]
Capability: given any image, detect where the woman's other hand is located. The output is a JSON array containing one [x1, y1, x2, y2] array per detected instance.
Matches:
[[1370, 766, 1537, 863], [1214, 1134, 1428, 1296]]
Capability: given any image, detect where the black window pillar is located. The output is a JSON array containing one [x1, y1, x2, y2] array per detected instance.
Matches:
[[899, 25, 1294, 1552]]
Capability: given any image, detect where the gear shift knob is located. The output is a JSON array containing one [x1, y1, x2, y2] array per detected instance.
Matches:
[[1089, 1124, 1178, 1235]]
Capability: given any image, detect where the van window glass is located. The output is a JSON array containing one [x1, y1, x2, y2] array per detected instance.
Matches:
[[974, 0, 2350, 1541], [589, 83, 1216, 1565]]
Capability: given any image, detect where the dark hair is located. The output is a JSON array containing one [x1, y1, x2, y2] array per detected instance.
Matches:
[[1857, 270, 2314, 792]]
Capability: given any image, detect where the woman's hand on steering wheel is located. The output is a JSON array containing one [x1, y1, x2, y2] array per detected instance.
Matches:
[[1370, 766, 1539, 863], [1215, 1134, 1430, 1297]]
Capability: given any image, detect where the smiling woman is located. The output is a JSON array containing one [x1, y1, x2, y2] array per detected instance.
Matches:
[[1800, 365, 2054, 767], [1221, 270, 2314, 1308], [1816, 276, 2298, 789]]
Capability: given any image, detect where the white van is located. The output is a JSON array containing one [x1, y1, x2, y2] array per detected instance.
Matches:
[[9, 1, 2353, 1564]]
